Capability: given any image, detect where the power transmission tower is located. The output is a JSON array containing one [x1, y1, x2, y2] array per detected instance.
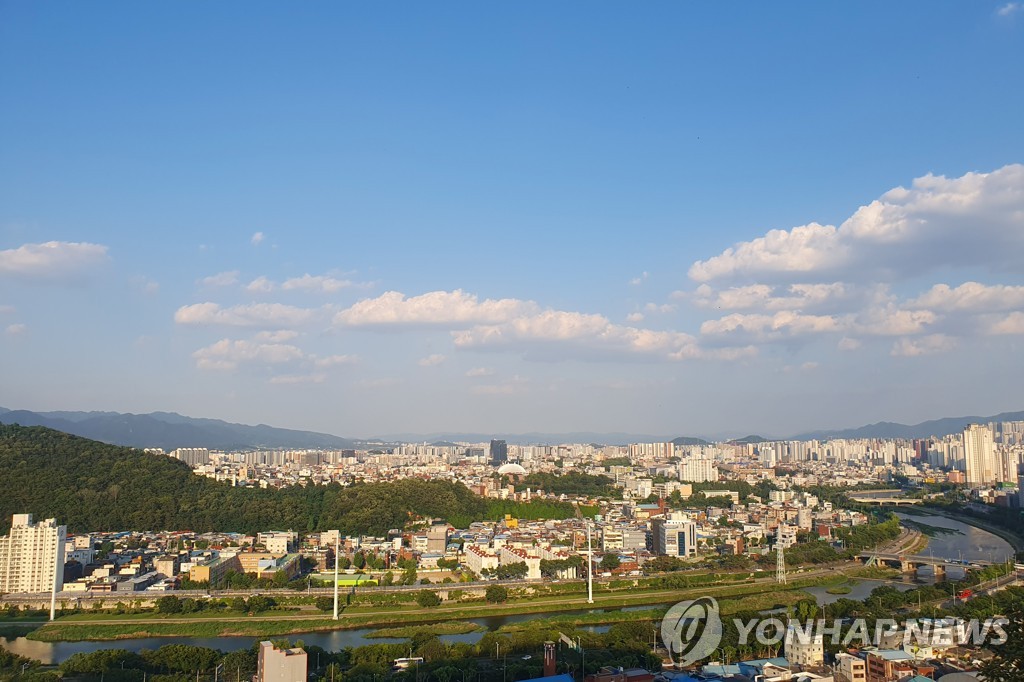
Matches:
[[775, 524, 787, 585]]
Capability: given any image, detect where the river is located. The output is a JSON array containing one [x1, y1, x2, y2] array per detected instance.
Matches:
[[3, 510, 1014, 664]]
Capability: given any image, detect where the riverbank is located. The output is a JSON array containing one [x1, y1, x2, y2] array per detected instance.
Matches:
[[907, 506, 1024, 553], [26, 573, 843, 642]]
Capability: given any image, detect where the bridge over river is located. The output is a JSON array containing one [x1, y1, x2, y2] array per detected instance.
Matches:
[[858, 550, 995, 573]]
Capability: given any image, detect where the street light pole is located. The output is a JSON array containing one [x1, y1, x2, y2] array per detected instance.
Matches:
[[586, 521, 593, 605], [333, 533, 340, 620]]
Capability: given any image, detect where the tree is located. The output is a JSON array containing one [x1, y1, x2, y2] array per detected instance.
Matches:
[[415, 591, 441, 608], [246, 595, 275, 613], [599, 554, 620, 571], [272, 570, 289, 588], [981, 602, 1024, 682], [314, 596, 334, 612], [230, 596, 248, 612], [485, 585, 508, 604], [155, 596, 182, 614]]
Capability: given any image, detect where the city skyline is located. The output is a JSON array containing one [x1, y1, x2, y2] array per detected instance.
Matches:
[[2, 3, 1023, 437]]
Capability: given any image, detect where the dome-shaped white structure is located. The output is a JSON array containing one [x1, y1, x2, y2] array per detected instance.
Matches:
[[497, 462, 527, 476]]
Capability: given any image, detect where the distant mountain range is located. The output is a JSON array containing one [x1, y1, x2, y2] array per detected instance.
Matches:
[[1, 406, 1020, 449], [794, 410, 1024, 441], [0, 407, 358, 451], [377, 431, 685, 446]]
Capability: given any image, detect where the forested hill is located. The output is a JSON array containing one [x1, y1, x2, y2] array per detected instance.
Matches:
[[0, 425, 500, 535]]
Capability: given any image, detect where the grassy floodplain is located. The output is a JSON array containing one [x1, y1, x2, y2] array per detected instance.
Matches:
[[26, 573, 845, 642]]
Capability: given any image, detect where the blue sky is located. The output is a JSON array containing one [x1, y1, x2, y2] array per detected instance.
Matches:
[[2, 2, 1023, 439]]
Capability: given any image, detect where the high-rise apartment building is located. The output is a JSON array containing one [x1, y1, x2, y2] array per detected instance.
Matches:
[[0, 514, 66, 594], [963, 424, 998, 485]]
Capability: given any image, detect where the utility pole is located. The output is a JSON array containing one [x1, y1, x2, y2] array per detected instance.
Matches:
[[333, 533, 340, 620], [586, 520, 594, 604]]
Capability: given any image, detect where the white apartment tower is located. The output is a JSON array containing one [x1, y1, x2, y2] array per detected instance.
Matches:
[[0, 514, 67, 594], [963, 424, 999, 485]]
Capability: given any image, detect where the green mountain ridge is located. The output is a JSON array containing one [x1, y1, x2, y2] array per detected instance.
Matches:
[[0, 424, 501, 535]]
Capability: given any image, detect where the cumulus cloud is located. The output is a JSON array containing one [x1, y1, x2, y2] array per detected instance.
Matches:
[[691, 282, 850, 311], [466, 367, 495, 377], [245, 276, 276, 293], [192, 338, 306, 370], [250, 232, 265, 246], [0, 241, 109, 280], [630, 271, 649, 286], [890, 334, 956, 357], [991, 312, 1024, 334], [282, 274, 353, 294], [335, 290, 537, 328], [5, 323, 27, 336], [174, 302, 318, 328], [453, 309, 723, 362], [201, 271, 240, 287], [688, 164, 1024, 283], [0, 305, 15, 314], [418, 353, 446, 367], [700, 311, 846, 339], [625, 312, 645, 323], [907, 282, 1024, 312]]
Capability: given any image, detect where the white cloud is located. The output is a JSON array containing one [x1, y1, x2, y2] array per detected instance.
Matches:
[[192, 338, 306, 370], [5, 323, 27, 336], [890, 334, 956, 357], [0, 305, 14, 314], [700, 311, 846, 339], [855, 306, 937, 336], [335, 290, 538, 328], [269, 373, 326, 385], [418, 353, 446, 367], [0, 241, 109, 280], [453, 309, 714, 361], [625, 312, 645, 323], [691, 282, 850, 311], [254, 330, 300, 342], [282, 274, 353, 294], [689, 164, 1024, 282], [907, 282, 1024, 312], [245, 276, 276, 293], [997, 2, 1021, 16], [250, 232, 265, 246], [131, 276, 159, 294], [466, 367, 495, 377], [630, 271, 649, 286], [837, 337, 862, 351], [201, 271, 240, 287], [991, 312, 1024, 334], [313, 354, 358, 367], [174, 302, 318, 328], [644, 302, 677, 314]]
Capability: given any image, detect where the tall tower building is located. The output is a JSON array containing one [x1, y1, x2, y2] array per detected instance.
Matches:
[[963, 424, 998, 485], [0, 514, 67, 594], [489, 439, 508, 466]]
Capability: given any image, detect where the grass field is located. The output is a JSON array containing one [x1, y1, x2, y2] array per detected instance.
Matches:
[[26, 573, 843, 642]]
